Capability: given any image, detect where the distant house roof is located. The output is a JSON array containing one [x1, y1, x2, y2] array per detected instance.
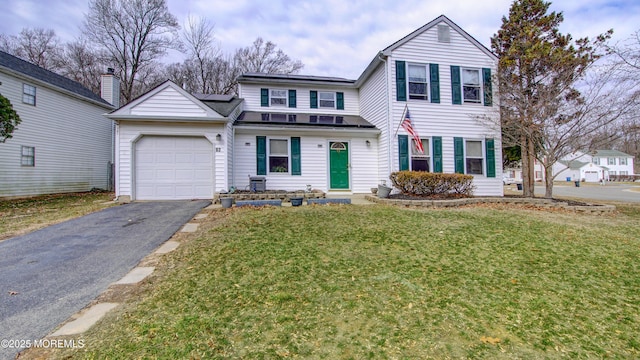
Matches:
[[559, 160, 590, 170], [593, 150, 634, 158], [0, 50, 111, 107]]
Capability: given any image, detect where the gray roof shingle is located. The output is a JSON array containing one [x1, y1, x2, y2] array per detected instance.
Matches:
[[0, 50, 111, 107]]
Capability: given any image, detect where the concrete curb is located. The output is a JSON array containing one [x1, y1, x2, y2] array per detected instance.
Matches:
[[50, 303, 119, 336]]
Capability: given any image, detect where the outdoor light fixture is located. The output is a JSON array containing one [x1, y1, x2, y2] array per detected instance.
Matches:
[[216, 134, 222, 141], [366, 140, 371, 147]]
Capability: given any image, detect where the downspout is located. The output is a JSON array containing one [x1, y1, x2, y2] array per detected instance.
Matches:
[[379, 52, 393, 182]]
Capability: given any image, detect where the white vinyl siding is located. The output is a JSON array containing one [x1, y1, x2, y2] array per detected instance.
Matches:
[[387, 20, 501, 196], [359, 62, 389, 182], [233, 130, 377, 193], [116, 122, 226, 200], [0, 71, 113, 197], [130, 86, 214, 117], [239, 84, 360, 115]]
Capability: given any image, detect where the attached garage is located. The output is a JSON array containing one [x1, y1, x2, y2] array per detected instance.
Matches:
[[584, 171, 599, 182], [134, 136, 214, 200]]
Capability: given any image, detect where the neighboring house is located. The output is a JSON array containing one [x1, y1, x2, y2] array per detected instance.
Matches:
[[0, 51, 115, 198], [551, 150, 635, 182], [108, 15, 502, 201], [591, 150, 635, 179]]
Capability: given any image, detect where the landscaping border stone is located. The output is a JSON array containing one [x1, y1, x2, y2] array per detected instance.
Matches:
[[214, 190, 325, 204], [364, 195, 616, 214]]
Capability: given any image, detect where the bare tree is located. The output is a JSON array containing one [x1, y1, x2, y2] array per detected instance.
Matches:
[[235, 37, 303, 74], [83, 0, 180, 104], [534, 60, 639, 197], [0, 28, 62, 70], [57, 38, 107, 95], [181, 16, 220, 94]]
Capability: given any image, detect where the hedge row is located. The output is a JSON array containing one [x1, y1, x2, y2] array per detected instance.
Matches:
[[389, 171, 475, 197]]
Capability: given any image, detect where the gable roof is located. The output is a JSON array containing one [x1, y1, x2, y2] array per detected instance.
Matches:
[[0, 50, 111, 108], [194, 93, 244, 117], [357, 15, 497, 86], [107, 80, 240, 122], [593, 150, 634, 158]]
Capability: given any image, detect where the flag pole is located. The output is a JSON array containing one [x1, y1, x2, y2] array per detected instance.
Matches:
[[393, 104, 408, 137]]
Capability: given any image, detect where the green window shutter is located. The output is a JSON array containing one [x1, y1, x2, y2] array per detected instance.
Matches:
[[336, 92, 344, 110], [454, 137, 464, 174], [432, 136, 443, 173], [291, 137, 301, 175], [398, 135, 409, 171], [429, 63, 440, 103], [310, 90, 318, 109], [288, 90, 296, 108], [260, 88, 269, 107], [450, 66, 461, 105], [256, 136, 266, 175], [485, 138, 496, 177], [396, 61, 406, 101], [482, 68, 492, 106]]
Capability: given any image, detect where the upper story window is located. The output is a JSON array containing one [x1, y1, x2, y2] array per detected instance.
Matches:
[[270, 89, 287, 106], [619, 158, 628, 165], [408, 64, 428, 100], [593, 157, 600, 165], [23, 84, 36, 105], [462, 68, 481, 103], [607, 157, 616, 165], [319, 92, 335, 108]]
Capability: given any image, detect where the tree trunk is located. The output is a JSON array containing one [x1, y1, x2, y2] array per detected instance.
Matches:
[[520, 135, 535, 197], [544, 164, 554, 198]]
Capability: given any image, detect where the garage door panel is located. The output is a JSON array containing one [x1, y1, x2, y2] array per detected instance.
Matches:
[[135, 136, 214, 200]]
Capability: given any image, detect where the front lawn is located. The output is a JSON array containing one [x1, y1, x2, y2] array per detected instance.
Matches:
[[56, 204, 640, 359], [0, 191, 115, 241]]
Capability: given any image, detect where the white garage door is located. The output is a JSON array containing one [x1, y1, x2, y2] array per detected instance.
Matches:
[[135, 136, 213, 200], [584, 171, 599, 182]]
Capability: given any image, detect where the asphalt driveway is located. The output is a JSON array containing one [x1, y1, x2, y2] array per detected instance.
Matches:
[[0, 200, 209, 360]]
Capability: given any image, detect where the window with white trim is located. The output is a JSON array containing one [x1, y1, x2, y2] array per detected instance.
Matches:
[[462, 68, 481, 103], [607, 157, 616, 165], [593, 157, 600, 165], [319, 92, 335, 108], [408, 64, 428, 100], [465, 140, 483, 175], [23, 84, 36, 105], [21, 146, 35, 166], [619, 158, 628, 165], [269, 139, 289, 173], [411, 138, 430, 171], [270, 89, 287, 106], [620, 170, 629, 176]]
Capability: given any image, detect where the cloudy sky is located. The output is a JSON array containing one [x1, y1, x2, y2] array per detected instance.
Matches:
[[1, 0, 638, 79]]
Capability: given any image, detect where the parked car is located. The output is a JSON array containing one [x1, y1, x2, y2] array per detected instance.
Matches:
[[503, 176, 518, 185]]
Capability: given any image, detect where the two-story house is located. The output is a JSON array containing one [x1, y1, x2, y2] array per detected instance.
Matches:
[[0, 51, 115, 198], [591, 150, 635, 180], [108, 15, 502, 201]]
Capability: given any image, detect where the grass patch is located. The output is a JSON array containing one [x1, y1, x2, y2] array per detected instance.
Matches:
[[0, 191, 115, 241], [56, 204, 640, 359]]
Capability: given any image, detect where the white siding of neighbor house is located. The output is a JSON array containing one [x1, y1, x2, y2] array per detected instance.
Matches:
[[384, 21, 503, 196], [239, 83, 360, 115], [116, 122, 227, 199], [233, 130, 378, 193], [359, 62, 390, 183], [0, 71, 113, 197], [130, 86, 211, 117]]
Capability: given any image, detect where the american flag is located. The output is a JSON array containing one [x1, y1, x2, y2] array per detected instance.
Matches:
[[401, 107, 424, 154]]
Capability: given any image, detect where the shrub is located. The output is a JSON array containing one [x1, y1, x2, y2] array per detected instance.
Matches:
[[389, 171, 475, 197]]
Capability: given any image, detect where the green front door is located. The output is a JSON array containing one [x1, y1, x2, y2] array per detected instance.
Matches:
[[329, 142, 349, 189]]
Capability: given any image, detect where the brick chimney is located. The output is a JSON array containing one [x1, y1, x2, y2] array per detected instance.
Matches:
[[100, 68, 120, 108]]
